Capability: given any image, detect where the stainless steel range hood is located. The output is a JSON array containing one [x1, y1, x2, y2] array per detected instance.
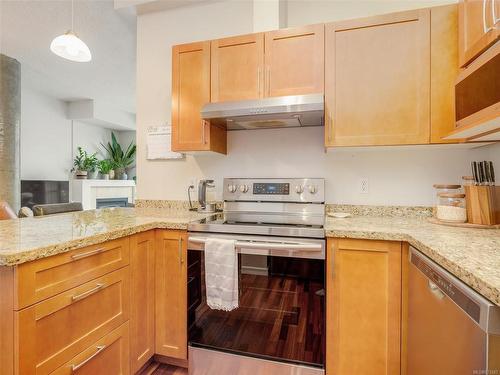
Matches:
[[201, 93, 324, 130]]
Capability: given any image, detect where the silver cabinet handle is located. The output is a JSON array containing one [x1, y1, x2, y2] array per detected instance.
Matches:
[[201, 120, 207, 144], [428, 281, 446, 300], [71, 247, 107, 260], [257, 67, 262, 97], [483, 0, 495, 33], [179, 237, 184, 265], [71, 283, 105, 302], [266, 66, 271, 97], [493, 0, 499, 24], [71, 345, 106, 372], [328, 112, 333, 143]]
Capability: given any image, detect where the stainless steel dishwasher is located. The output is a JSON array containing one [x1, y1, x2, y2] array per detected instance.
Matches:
[[408, 247, 500, 375]]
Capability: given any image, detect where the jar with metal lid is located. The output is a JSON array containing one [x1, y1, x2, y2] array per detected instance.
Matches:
[[433, 184, 462, 195], [435, 193, 467, 223]]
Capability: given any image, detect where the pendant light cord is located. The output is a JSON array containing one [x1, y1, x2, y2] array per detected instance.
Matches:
[[71, 0, 74, 31]]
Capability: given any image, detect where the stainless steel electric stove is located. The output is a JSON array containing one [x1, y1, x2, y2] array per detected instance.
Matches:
[[187, 178, 326, 375]]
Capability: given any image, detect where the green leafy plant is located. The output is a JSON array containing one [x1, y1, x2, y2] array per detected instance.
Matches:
[[98, 159, 113, 174], [72, 147, 98, 172], [101, 133, 136, 170]]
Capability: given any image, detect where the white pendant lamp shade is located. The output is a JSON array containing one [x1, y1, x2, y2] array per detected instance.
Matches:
[[50, 31, 92, 62], [50, 0, 91, 62]]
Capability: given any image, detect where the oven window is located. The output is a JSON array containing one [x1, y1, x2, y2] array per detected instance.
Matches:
[[188, 250, 325, 368]]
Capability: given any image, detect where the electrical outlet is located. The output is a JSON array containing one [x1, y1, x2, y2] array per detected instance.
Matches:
[[359, 178, 369, 194]]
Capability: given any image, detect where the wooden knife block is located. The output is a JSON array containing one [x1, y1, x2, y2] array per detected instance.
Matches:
[[464, 185, 500, 225]]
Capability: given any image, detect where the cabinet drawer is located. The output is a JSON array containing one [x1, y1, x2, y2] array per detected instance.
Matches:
[[16, 237, 130, 309], [16, 267, 130, 375], [50, 322, 130, 375]]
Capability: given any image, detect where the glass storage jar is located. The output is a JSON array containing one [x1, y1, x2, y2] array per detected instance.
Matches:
[[435, 193, 467, 223]]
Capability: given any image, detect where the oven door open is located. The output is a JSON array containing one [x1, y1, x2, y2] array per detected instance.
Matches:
[[187, 232, 326, 370]]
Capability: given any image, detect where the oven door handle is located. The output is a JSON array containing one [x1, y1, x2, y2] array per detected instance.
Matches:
[[188, 236, 323, 251]]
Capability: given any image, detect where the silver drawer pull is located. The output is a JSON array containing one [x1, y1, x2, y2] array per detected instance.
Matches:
[[71, 283, 105, 302], [71, 247, 108, 260], [71, 345, 106, 372]]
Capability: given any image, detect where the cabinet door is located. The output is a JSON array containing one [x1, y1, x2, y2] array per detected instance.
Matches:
[[325, 10, 430, 147], [431, 4, 461, 144], [172, 42, 227, 153], [130, 231, 155, 374], [264, 24, 324, 97], [327, 238, 402, 375], [211, 33, 264, 102], [155, 230, 187, 360], [459, 0, 499, 67]]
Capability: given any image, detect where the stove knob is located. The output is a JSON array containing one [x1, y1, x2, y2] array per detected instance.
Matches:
[[308, 185, 317, 194], [227, 184, 237, 193], [295, 185, 304, 194], [239, 184, 249, 193]]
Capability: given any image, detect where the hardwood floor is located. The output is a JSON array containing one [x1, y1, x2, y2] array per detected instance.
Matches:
[[140, 362, 188, 375], [152, 364, 188, 375]]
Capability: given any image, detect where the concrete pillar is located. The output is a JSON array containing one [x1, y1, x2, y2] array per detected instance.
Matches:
[[0, 54, 21, 211]]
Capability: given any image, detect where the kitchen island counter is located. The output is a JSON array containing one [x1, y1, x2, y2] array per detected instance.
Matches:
[[0, 207, 212, 266]]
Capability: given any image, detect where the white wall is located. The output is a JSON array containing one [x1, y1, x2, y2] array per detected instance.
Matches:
[[286, 0, 457, 27], [136, 0, 500, 206], [20, 87, 72, 180], [20, 87, 136, 180]]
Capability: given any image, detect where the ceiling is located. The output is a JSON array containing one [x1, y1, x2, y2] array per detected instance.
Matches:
[[0, 0, 137, 113]]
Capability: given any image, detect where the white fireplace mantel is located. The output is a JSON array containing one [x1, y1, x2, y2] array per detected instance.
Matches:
[[71, 179, 136, 210]]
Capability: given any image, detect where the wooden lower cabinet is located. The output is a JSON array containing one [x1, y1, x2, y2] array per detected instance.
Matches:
[[50, 322, 130, 375], [16, 267, 130, 374], [155, 230, 188, 360], [15, 237, 130, 309], [326, 238, 403, 375], [130, 231, 156, 374]]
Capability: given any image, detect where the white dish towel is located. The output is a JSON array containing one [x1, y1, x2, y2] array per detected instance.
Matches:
[[204, 237, 239, 311]]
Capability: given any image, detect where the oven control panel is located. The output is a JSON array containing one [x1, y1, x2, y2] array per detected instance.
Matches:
[[253, 183, 290, 195], [223, 178, 325, 203]]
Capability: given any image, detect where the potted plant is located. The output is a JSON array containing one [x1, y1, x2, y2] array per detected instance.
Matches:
[[101, 133, 136, 180], [98, 159, 113, 180], [72, 147, 98, 179]]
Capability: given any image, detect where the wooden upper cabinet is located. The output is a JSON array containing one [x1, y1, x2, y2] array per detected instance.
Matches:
[[155, 230, 188, 361], [210, 25, 324, 101], [171, 41, 226, 154], [325, 10, 431, 147], [431, 4, 461, 144], [265, 24, 325, 97], [459, 0, 499, 67], [211, 33, 265, 102], [327, 238, 403, 375]]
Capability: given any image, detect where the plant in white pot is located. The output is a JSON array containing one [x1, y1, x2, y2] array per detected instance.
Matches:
[[72, 147, 98, 179], [98, 159, 113, 180], [101, 133, 136, 180]]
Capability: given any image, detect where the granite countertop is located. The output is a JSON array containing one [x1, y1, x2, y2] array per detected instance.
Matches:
[[0, 207, 212, 266], [325, 216, 500, 306], [1, 206, 499, 306]]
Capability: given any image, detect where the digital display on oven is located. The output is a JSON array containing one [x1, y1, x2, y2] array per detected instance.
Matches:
[[253, 183, 290, 195]]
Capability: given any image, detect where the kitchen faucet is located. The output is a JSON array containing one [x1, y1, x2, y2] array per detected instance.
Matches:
[[198, 179, 215, 212]]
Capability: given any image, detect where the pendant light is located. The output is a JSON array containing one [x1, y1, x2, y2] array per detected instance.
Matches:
[[50, 0, 92, 62]]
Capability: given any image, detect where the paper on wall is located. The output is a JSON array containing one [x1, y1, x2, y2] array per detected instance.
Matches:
[[146, 126, 184, 160]]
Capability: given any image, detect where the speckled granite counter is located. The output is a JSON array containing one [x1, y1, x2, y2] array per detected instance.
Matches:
[[0, 207, 212, 266], [325, 216, 500, 306]]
